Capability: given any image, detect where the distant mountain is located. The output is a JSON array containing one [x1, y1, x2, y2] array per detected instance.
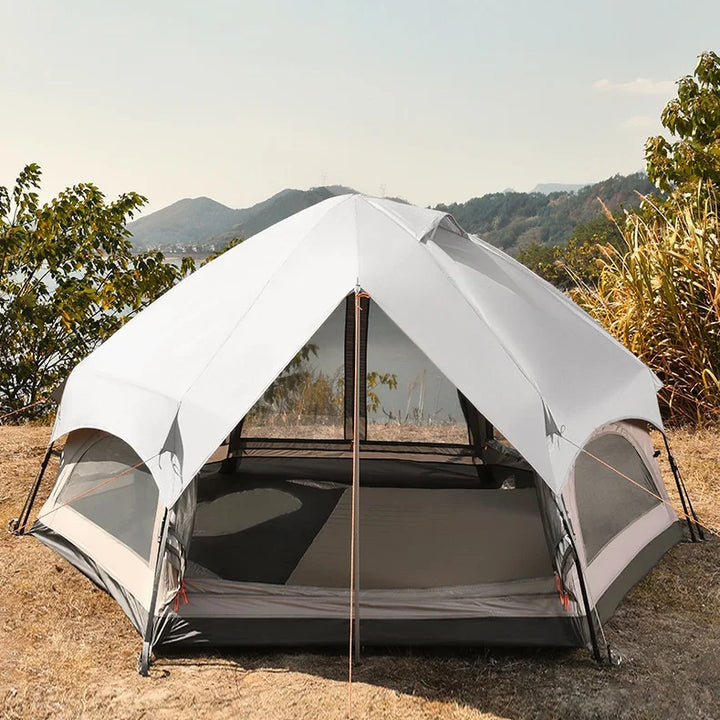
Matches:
[[435, 172, 654, 251], [128, 197, 242, 249], [129, 173, 655, 254], [204, 186, 355, 249], [532, 183, 587, 195], [128, 186, 355, 251]]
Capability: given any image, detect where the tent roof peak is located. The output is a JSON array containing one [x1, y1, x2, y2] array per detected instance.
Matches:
[[330, 193, 468, 245]]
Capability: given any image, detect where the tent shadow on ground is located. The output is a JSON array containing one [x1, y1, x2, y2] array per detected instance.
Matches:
[[154, 644, 594, 719]]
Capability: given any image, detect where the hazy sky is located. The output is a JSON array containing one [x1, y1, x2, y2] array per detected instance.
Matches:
[[2, 0, 719, 214]]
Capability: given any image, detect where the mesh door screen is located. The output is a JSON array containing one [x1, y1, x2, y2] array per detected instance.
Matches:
[[57, 434, 158, 561], [365, 302, 466, 443], [574, 433, 661, 562], [242, 302, 346, 440]]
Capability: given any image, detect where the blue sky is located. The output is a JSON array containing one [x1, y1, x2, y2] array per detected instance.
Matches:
[[2, 0, 719, 214]]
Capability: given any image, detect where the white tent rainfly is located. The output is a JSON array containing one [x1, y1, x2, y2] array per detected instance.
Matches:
[[14, 194, 701, 673]]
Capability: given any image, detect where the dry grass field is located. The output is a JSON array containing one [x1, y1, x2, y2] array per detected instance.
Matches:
[[1, 425, 719, 720]]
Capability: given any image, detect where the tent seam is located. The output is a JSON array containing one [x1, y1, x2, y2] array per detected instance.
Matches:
[[424, 238, 548, 405], [364, 197, 455, 244]]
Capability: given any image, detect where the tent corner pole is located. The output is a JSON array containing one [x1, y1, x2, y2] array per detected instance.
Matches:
[[138, 508, 170, 676], [559, 509, 603, 664], [11, 441, 55, 535], [662, 432, 703, 542], [574, 547, 603, 664]]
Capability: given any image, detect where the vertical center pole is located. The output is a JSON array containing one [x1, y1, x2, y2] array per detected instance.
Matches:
[[347, 287, 363, 717], [352, 289, 362, 661]]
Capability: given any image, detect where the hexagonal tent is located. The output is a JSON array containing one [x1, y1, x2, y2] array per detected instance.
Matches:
[[24, 195, 685, 670]]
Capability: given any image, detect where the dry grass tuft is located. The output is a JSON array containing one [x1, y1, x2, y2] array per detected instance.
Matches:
[[1, 424, 719, 719], [573, 187, 720, 425]]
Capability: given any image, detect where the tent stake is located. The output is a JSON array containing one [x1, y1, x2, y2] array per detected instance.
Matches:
[[11, 442, 54, 535], [138, 508, 170, 676]]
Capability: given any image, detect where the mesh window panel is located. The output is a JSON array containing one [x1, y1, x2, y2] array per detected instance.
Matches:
[[575, 433, 661, 562], [242, 302, 346, 440], [56, 435, 158, 561], [366, 303, 467, 443]]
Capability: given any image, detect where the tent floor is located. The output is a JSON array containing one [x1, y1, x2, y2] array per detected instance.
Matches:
[[188, 456, 552, 588]]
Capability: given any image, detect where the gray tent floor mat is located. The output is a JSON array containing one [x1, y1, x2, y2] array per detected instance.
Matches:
[[188, 458, 550, 587], [190, 473, 344, 583]]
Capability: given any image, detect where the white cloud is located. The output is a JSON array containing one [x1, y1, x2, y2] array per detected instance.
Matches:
[[593, 77, 675, 96]]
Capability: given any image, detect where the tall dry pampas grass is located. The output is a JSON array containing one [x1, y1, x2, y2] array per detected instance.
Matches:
[[572, 184, 720, 424]]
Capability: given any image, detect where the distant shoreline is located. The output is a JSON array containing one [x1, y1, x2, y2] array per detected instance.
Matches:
[[163, 252, 211, 266]]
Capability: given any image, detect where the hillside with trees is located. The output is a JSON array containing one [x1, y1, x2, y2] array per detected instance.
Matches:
[[434, 172, 654, 251], [128, 197, 242, 249], [204, 186, 353, 249], [127, 175, 653, 255], [128, 186, 354, 253]]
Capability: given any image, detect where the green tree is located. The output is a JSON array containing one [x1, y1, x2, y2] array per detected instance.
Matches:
[[0, 164, 195, 418], [200, 236, 244, 266], [515, 242, 558, 284], [569, 213, 624, 247], [516, 213, 624, 290], [645, 51, 720, 195]]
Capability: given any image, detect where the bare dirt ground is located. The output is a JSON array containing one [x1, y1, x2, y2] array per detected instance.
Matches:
[[1, 425, 719, 720]]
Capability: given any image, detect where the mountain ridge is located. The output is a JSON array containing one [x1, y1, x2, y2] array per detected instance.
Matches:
[[128, 173, 654, 253], [128, 185, 356, 251]]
